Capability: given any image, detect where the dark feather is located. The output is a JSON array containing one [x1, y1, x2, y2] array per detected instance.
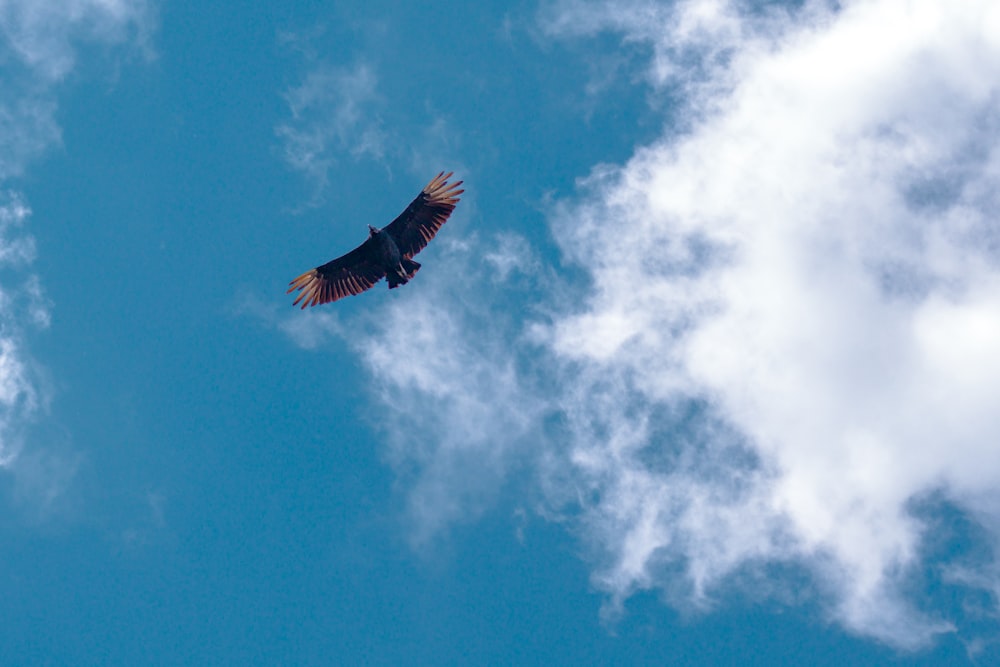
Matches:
[[383, 172, 464, 259], [287, 240, 386, 309]]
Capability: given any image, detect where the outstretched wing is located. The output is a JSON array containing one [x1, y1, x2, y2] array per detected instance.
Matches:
[[382, 172, 463, 258], [287, 239, 386, 308]]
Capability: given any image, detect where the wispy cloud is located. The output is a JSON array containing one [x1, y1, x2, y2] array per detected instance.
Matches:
[[0, 0, 156, 177], [0, 0, 157, 495], [276, 60, 387, 203], [0, 0, 155, 82], [539, 0, 769, 109], [234, 293, 344, 351], [264, 234, 545, 542], [274, 34, 470, 208], [354, 242, 549, 547], [290, 0, 1000, 653], [0, 193, 48, 466], [0, 95, 61, 180]]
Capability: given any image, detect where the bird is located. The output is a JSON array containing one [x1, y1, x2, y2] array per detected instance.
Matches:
[[287, 172, 463, 308]]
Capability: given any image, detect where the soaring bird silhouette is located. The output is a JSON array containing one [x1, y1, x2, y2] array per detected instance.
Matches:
[[287, 172, 463, 308]]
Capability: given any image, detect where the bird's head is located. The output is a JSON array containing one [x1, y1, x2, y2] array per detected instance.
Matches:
[[368, 225, 378, 237]]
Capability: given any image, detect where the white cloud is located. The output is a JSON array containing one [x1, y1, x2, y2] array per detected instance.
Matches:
[[0, 95, 61, 180], [359, 287, 545, 547], [267, 235, 547, 545], [0, 0, 155, 488], [338, 0, 1000, 652], [274, 39, 470, 208], [482, 233, 543, 283], [234, 293, 345, 351], [276, 61, 387, 202], [0, 194, 48, 467], [0, 0, 154, 81], [0, 0, 155, 177], [536, 0, 1000, 649]]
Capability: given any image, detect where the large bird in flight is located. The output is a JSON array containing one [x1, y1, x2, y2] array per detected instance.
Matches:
[[288, 172, 463, 308]]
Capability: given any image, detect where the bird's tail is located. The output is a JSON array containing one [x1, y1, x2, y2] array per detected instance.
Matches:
[[387, 259, 421, 289], [402, 258, 421, 279]]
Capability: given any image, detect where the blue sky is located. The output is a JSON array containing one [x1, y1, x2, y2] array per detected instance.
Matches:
[[2, 0, 1000, 664]]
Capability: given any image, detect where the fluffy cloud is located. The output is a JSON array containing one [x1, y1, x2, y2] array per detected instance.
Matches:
[[539, 0, 1000, 649], [282, 0, 1000, 651]]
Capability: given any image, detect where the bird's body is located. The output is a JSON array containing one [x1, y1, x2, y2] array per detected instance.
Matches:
[[287, 172, 463, 308], [366, 225, 416, 289]]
